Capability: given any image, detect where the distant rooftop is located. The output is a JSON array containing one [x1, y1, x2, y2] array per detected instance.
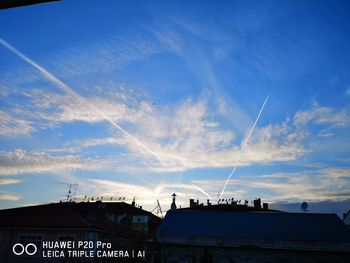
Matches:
[[158, 210, 350, 252], [179, 203, 280, 213], [177, 197, 278, 212]]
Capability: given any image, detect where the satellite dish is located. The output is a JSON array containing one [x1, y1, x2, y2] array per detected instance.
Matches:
[[301, 201, 308, 212]]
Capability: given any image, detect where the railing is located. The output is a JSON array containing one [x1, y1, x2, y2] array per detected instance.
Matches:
[[158, 236, 350, 252]]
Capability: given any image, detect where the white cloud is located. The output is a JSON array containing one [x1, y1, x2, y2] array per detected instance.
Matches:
[[75, 167, 350, 212], [0, 149, 100, 176], [0, 110, 34, 136], [7, 87, 308, 173], [320, 168, 350, 179], [51, 95, 305, 173], [152, 28, 183, 55], [318, 128, 334, 138], [2, 81, 349, 174], [18, 86, 159, 135], [170, 15, 237, 62], [0, 34, 162, 88], [50, 35, 161, 77], [193, 167, 350, 203], [76, 137, 127, 148], [78, 179, 216, 210], [294, 106, 349, 127], [0, 193, 21, 201], [0, 178, 22, 185]]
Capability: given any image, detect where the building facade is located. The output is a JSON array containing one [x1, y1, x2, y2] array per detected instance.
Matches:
[[0, 201, 160, 263], [156, 209, 350, 263]]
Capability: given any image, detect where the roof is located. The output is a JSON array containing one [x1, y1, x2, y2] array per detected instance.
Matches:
[[158, 210, 350, 246], [0, 201, 160, 230], [344, 209, 350, 226], [0, 203, 95, 229], [75, 201, 159, 219]]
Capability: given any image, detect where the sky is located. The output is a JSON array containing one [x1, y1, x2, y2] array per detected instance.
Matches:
[[0, 0, 349, 215]]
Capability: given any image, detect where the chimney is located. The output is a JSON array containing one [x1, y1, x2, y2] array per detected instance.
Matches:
[[253, 198, 262, 209], [189, 199, 196, 208], [263, 203, 268, 210]]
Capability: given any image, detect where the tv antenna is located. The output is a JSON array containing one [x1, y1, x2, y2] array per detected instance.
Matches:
[[60, 182, 79, 202], [151, 200, 164, 218]]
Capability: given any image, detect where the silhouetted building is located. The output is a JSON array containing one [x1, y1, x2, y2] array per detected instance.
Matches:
[[182, 198, 277, 213], [0, 201, 161, 263], [74, 201, 161, 237], [157, 209, 350, 263], [344, 209, 350, 228]]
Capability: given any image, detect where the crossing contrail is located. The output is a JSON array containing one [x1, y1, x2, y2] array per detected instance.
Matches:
[[218, 95, 269, 200], [0, 37, 167, 167]]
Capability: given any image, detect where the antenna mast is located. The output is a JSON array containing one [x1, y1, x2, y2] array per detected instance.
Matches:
[[60, 182, 79, 202], [151, 199, 164, 218]]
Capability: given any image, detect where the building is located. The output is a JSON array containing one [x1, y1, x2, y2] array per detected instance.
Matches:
[[156, 199, 350, 263], [343, 209, 350, 228], [0, 201, 161, 263], [74, 200, 161, 237]]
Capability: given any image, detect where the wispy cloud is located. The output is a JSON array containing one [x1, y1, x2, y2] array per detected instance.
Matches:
[[0, 110, 34, 136], [75, 166, 350, 211], [50, 35, 161, 77], [0, 38, 168, 166], [0, 193, 21, 201], [193, 167, 350, 202], [150, 24, 252, 132], [64, 97, 306, 173], [1, 36, 348, 175], [2, 71, 349, 175], [0, 178, 22, 185], [0, 149, 100, 176], [294, 106, 349, 127], [75, 137, 127, 149], [79, 179, 216, 208], [0, 33, 162, 88]]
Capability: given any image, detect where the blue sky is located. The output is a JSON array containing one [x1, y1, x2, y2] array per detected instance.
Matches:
[[0, 0, 349, 214]]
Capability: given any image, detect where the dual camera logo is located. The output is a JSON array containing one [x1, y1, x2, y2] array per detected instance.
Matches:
[[12, 243, 37, 256]]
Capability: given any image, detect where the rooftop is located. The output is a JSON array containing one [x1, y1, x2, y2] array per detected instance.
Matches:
[[0, 201, 160, 230], [158, 209, 350, 251]]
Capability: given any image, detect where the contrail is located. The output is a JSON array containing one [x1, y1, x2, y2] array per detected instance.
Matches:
[[0, 38, 167, 167], [241, 96, 269, 148], [192, 185, 212, 199], [218, 96, 269, 200]]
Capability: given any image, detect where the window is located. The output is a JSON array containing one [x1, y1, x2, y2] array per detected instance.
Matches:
[[132, 215, 148, 224]]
